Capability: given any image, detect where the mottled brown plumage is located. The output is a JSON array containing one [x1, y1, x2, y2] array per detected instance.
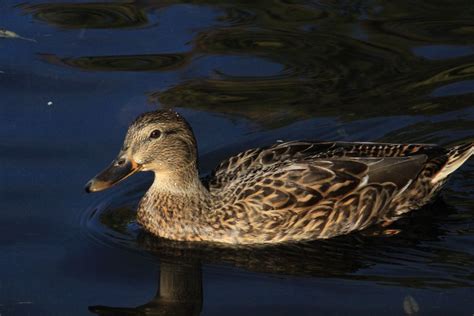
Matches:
[[86, 110, 473, 244]]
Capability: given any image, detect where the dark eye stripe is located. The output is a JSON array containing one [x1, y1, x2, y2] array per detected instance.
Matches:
[[165, 129, 179, 135]]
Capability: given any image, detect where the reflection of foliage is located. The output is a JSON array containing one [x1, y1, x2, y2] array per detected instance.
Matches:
[[361, 0, 474, 45], [152, 1, 474, 125], [40, 53, 191, 72], [380, 119, 474, 144], [151, 59, 474, 126], [409, 61, 474, 89], [23, 0, 474, 127], [367, 18, 474, 44], [194, 27, 413, 82], [19, 3, 148, 29], [214, 1, 327, 28], [151, 78, 329, 127]]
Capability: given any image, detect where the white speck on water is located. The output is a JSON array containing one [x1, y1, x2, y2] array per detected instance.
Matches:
[[337, 127, 348, 137], [403, 295, 419, 315], [0, 28, 37, 42], [47, 101, 53, 106]]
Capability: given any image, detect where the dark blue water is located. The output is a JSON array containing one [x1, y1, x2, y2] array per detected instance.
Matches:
[[1, 1, 473, 315]]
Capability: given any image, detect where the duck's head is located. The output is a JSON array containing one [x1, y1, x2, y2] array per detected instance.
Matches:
[[85, 110, 198, 193]]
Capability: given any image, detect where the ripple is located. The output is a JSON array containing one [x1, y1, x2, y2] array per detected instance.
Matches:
[[410, 62, 474, 90], [81, 179, 148, 254], [149, 28, 420, 125], [195, 28, 336, 61], [40, 53, 191, 72], [151, 76, 474, 127], [81, 174, 474, 288], [194, 27, 416, 80], [135, 19, 474, 127], [368, 18, 474, 43], [19, 3, 148, 29], [217, 8, 257, 26], [216, 3, 327, 28], [150, 77, 328, 127]]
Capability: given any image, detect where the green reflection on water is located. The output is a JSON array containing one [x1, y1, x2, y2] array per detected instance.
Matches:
[[25, 0, 474, 129]]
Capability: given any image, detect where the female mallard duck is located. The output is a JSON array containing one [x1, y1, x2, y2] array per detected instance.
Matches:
[[85, 110, 473, 244]]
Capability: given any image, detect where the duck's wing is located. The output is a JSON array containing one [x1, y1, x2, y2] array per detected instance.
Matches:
[[210, 141, 332, 189], [230, 155, 429, 240], [313, 141, 445, 159], [209, 141, 443, 191]]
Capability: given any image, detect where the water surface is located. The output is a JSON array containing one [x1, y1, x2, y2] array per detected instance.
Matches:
[[1, 1, 473, 315]]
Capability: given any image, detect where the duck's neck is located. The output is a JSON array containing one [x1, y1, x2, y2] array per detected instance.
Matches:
[[137, 164, 212, 241], [153, 162, 206, 192]]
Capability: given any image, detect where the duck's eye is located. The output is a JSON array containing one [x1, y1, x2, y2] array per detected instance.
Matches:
[[149, 129, 162, 139]]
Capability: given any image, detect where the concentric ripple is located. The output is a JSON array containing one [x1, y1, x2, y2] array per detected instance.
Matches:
[[81, 170, 474, 288], [216, 3, 327, 28], [81, 179, 147, 254], [217, 8, 257, 26], [19, 3, 148, 29], [40, 53, 191, 72], [369, 18, 474, 44]]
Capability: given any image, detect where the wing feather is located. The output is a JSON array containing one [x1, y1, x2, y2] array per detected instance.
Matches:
[[209, 141, 440, 241]]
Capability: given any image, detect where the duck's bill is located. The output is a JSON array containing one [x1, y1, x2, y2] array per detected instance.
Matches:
[[85, 158, 141, 193]]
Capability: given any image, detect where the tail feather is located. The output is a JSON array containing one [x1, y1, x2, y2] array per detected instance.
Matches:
[[431, 142, 474, 184]]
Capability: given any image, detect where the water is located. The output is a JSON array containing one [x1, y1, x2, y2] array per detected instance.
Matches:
[[1, 1, 473, 315]]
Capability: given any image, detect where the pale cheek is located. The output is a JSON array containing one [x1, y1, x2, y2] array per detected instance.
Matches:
[[142, 161, 167, 172]]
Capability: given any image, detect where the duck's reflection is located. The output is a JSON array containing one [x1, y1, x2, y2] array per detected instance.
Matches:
[[89, 260, 202, 316]]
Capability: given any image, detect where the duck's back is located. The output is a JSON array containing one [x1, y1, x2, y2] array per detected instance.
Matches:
[[206, 141, 472, 243]]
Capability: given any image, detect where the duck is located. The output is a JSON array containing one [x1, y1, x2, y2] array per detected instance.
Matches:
[[85, 110, 473, 244]]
